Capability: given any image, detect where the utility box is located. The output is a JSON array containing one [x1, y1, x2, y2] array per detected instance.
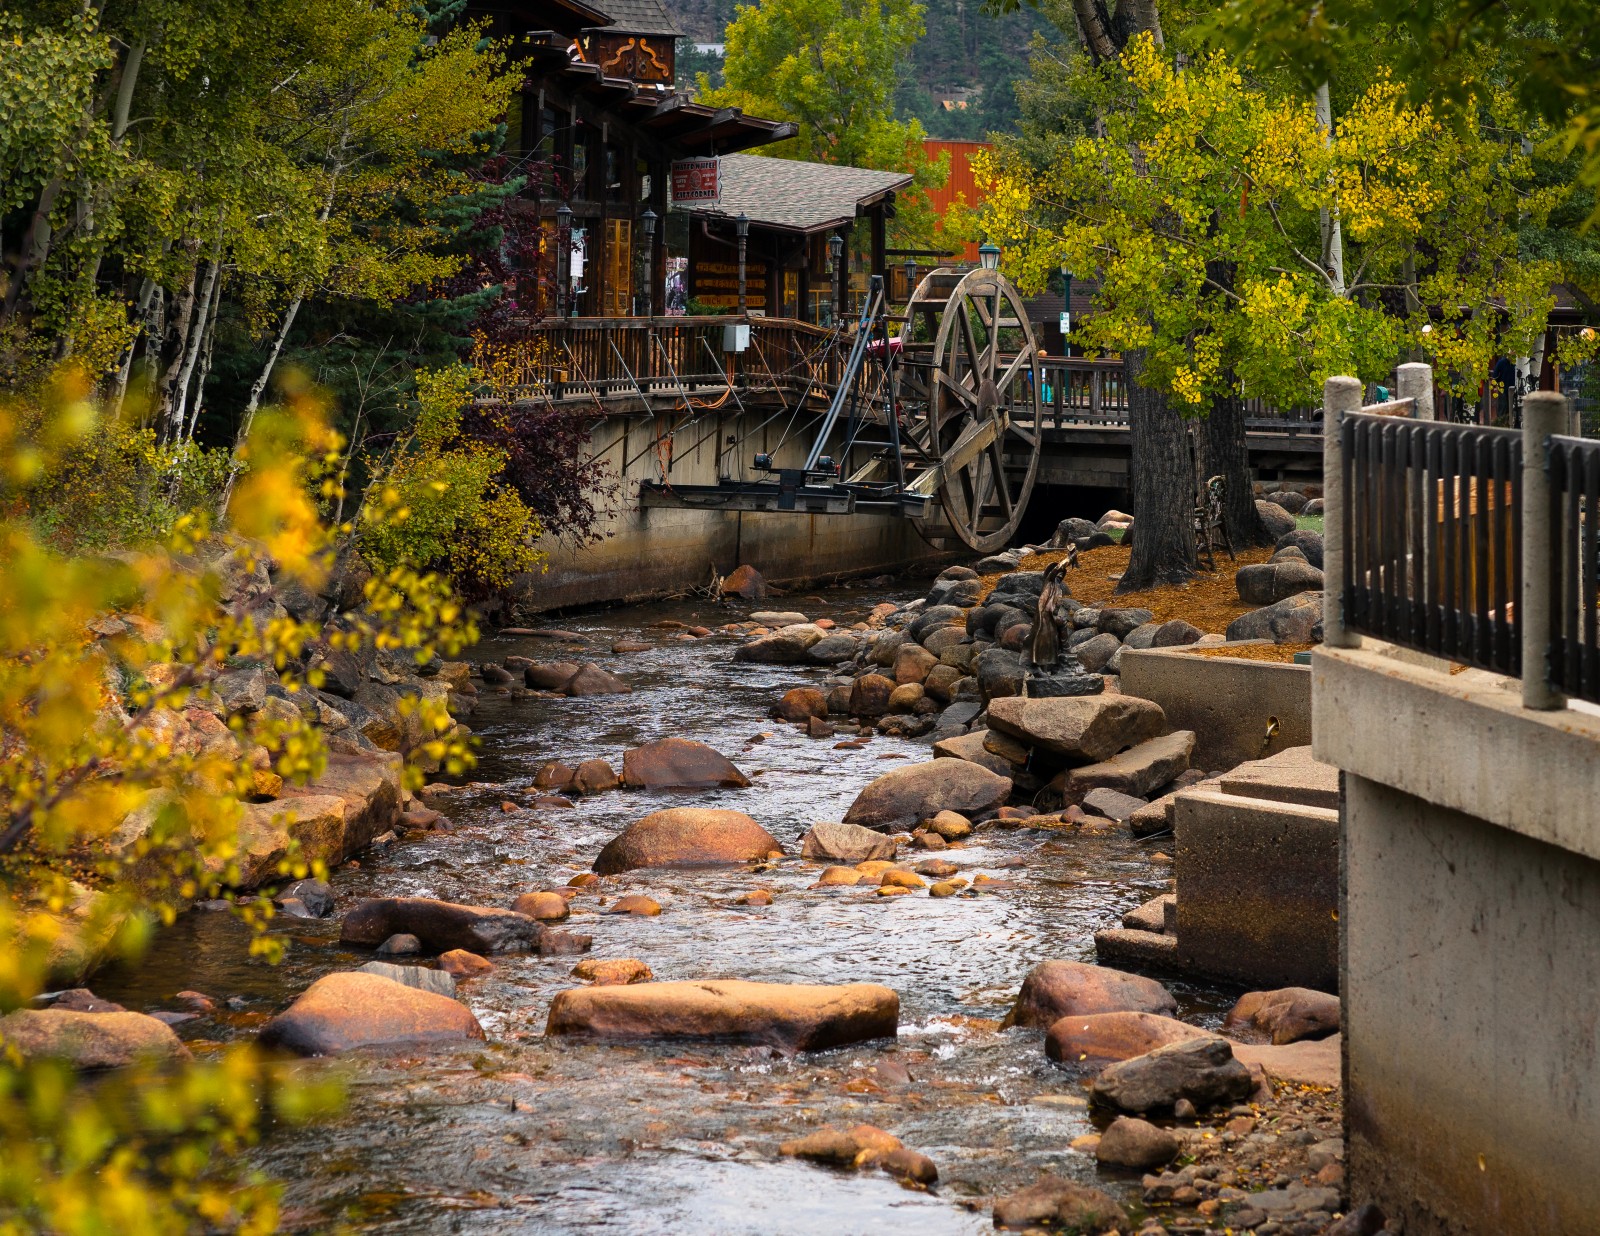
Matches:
[[722, 323, 750, 353]]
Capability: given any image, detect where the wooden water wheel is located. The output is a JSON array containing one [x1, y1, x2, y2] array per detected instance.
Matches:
[[895, 267, 1043, 552]]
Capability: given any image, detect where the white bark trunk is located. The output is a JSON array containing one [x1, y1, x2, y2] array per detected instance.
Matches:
[[1314, 82, 1346, 299]]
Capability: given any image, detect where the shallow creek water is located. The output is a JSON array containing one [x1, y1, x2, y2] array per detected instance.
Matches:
[[93, 584, 1238, 1234]]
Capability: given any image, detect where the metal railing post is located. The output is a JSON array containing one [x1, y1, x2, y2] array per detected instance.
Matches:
[[1397, 361, 1434, 421], [1521, 391, 1567, 710], [1323, 375, 1364, 648]]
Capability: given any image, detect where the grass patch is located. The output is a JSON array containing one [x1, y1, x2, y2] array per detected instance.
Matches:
[[1295, 514, 1324, 533]]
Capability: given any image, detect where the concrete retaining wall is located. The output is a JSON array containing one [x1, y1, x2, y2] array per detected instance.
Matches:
[[514, 409, 953, 612], [1315, 644, 1600, 1235], [1173, 789, 1339, 992], [1120, 646, 1311, 772]]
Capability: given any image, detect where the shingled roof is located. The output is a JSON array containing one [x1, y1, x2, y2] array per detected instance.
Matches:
[[689, 154, 915, 233], [588, 0, 683, 35]]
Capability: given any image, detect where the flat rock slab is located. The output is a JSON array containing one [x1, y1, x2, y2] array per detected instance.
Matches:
[[620, 737, 750, 789], [987, 694, 1166, 762], [357, 961, 457, 998], [545, 979, 899, 1052], [931, 730, 1024, 779], [1094, 927, 1180, 971], [1230, 1033, 1342, 1089], [0, 1009, 191, 1069], [1046, 1010, 1210, 1066], [1061, 731, 1196, 804], [842, 758, 1012, 832], [340, 897, 542, 954], [1218, 745, 1339, 810], [260, 971, 484, 1056], [594, 808, 783, 874], [800, 821, 896, 864]]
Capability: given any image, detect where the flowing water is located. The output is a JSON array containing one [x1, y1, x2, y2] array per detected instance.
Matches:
[[92, 584, 1236, 1234]]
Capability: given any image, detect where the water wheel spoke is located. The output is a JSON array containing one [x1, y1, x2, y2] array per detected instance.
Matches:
[[958, 308, 983, 384], [987, 437, 1014, 518], [936, 368, 980, 411]]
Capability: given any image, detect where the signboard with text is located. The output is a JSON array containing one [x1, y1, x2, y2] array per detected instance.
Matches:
[[670, 157, 721, 205]]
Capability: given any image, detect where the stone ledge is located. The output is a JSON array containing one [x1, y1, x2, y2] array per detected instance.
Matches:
[[1312, 643, 1600, 863]]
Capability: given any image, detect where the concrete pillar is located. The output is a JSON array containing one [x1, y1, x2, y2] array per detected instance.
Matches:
[[1323, 375, 1364, 649], [1396, 361, 1434, 421], [1521, 391, 1568, 710]]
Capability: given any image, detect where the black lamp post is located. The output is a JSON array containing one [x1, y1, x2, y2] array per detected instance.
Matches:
[[1060, 261, 1072, 353], [979, 240, 1000, 271], [555, 203, 573, 317], [735, 212, 749, 314], [829, 231, 845, 320], [903, 255, 918, 302], [640, 208, 657, 318]]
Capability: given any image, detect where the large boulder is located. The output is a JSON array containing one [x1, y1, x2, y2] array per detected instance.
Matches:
[[986, 694, 1166, 762], [0, 1009, 190, 1069], [1152, 618, 1204, 648], [620, 738, 750, 789], [800, 821, 897, 863], [893, 643, 938, 685], [775, 688, 828, 722], [356, 961, 458, 998], [842, 758, 1012, 832], [1097, 607, 1154, 638], [1089, 1035, 1255, 1114], [1235, 560, 1324, 606], [1050, 517, 1099, 547], [1096, 1116, 1180, 1170], [1276, 528, 1325, 569], [733, 625, 825, 664], [1045, 1010, 1211, 1065], [259, 971, 484, 1056], [593, 808, 783, 874], [1226, 592, 1324, 644], [720, 564, 768, 600], [992, 1177, 1124, 1232], [848, 673, 895, 718], [806, 633, 860, 664], [974, 646, 1026, 700], [524, 661, 581, 690], [1255, 500, 1298, 541], [562, 663, 631, 696], [1074, 632, 1123, 673], [1222, 987, 1341, 1045], [1003, 960, 1176, 1029], [340, 897, 542, 954], [931, 729, 1024, 778], [545, 979, 898, 1052], [1265, 489, 1308, 514]]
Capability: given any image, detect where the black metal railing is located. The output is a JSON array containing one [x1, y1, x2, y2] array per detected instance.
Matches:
[[1546, 434, 1600, 702], [1343, 413, 1522, 675]]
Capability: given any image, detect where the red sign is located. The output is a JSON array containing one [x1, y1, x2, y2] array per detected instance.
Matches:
[[671, 157, 720, 204]]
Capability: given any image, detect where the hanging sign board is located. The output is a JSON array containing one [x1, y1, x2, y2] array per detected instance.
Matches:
[[671, 157, 721, 205]]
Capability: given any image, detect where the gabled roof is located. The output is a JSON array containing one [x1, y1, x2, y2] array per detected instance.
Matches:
[[586, 0, 683, 36], [688, 154, 914, 233]]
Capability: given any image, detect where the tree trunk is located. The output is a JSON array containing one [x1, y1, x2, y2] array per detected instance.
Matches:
[[1203, 388, 1269, 547], [172, 253, 221, 435], [156, 251, 200, 440], [1118, 350, 1194, 592]]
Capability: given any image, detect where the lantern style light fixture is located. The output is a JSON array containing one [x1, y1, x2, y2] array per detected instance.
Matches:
[[555, 203, 574, 316], [640, 208, 658, 317], [979, 241, 1001, 271], [903, 256, 918, 300], [735, 211, 750, 314]]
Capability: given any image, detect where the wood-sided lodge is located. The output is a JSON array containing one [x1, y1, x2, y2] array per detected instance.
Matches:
[[465, 0, 912, 326]]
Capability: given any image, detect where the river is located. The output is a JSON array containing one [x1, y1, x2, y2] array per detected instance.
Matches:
[[92, 582, 1232, 1234]]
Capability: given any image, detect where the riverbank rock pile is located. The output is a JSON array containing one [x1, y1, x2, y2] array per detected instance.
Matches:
[[997, 958, 1350, 1233]]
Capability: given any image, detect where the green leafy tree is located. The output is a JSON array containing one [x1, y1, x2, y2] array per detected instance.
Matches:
[[980, 30, 1586, 585], [698, 0, 947, 244]]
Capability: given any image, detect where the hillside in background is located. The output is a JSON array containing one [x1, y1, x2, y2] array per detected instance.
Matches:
[[672, 0, 1062, 141]]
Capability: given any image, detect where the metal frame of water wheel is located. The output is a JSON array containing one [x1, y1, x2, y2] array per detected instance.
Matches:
[[895, 267, 1042, 552]]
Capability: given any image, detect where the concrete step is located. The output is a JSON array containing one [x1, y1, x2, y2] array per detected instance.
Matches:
[[1218, 745, 1339, 810]]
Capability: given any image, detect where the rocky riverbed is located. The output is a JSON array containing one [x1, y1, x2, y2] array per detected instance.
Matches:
[[72, 571, 1353, 1236]]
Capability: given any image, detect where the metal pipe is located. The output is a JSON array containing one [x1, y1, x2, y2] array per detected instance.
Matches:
[[1323, 375, 1364, 648], [1522, 391, 1567, 709]]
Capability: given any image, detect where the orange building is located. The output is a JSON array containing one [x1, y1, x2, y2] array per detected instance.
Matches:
[[921, 138, 991, 264]]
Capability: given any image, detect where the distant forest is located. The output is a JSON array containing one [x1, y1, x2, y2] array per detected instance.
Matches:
[[672, 0, 1062, 141]]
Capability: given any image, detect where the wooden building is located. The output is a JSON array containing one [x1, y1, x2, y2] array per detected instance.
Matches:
[[683, 155, 913, 323], [467, 0, 797, 317]]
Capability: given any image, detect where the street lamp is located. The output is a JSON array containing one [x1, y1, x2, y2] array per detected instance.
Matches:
[[555, 203, 573, 317], [736, 211, 750, 314], [903, 255, 918, 302], [979, 241, 1001, 271], [640, 208, 657, 318], [1059, 260, 1072, 350], [829, 232, 846, 320]]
